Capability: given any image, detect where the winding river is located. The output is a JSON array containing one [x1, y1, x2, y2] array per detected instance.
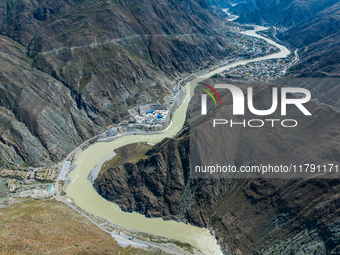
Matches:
[[65, 26, 291, 255]]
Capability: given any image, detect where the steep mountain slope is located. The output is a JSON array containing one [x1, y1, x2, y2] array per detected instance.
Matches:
[[205, 0, 271, 12], [274, 2, 340, 111], [278, 2, 340, 76], [0, 36, 86, 165], [228, 0, 271, 15], [94, 82, 340, 254], [204, 0, 245, 8], [0, 0, 235, 166], [234, 0, 339, 27]]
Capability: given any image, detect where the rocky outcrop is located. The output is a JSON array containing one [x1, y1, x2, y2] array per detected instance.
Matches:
[[94, 138, 188, 218], [5, 179, 21, 192]]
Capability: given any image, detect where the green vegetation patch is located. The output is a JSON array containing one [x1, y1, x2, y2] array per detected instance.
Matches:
[[102, 142, 153, 170]]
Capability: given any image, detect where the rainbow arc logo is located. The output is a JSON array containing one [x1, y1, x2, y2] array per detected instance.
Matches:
[[198, 82, 222, 115]]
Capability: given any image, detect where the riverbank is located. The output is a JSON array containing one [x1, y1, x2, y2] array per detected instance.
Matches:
[[60, 26, 291, 255]]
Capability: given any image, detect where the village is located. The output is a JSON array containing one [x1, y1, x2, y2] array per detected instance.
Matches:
[[222, 54, 296, 80], [225, 31, 279, 57]]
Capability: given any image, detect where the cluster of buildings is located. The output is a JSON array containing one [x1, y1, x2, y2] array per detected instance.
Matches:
[[225, 32, 278, 57], [128, 103, 168, 124], [222, 56, 294, 80]]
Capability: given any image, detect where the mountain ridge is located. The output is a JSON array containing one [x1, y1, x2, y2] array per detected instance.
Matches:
[[0, 0, 235, 166]]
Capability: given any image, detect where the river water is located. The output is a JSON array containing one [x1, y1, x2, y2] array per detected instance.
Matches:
[[66, 27, 290, 255], [222, 8, 239, 21]]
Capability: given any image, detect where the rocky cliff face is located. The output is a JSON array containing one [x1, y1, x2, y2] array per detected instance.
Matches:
[[0, 0, 235, 166], [94, 82, 340, 254], [94, 138, 190, 219]]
